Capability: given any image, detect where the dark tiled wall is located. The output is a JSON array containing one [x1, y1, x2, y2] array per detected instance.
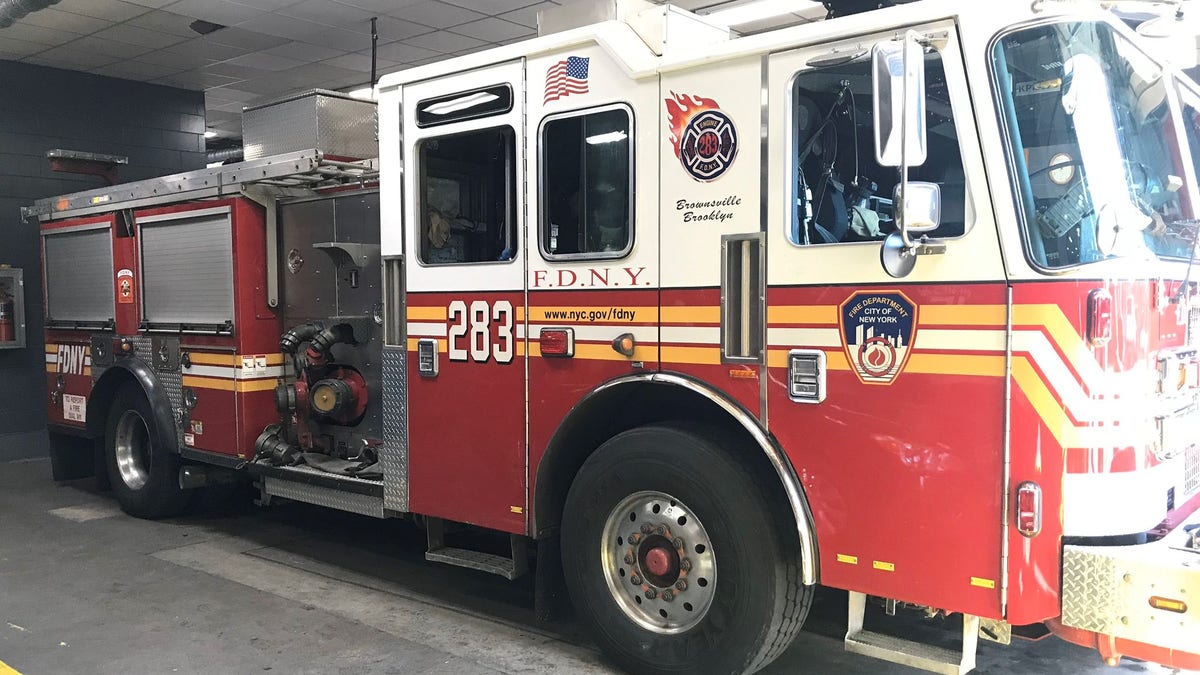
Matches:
[[0, 59, 205, 437]]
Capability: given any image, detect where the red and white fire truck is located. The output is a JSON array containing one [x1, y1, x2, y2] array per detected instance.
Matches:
[[24, 0, 1200, 672]]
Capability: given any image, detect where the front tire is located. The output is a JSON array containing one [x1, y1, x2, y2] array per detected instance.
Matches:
[[561, 423, 812, 675], [104, 382, 188, 519]]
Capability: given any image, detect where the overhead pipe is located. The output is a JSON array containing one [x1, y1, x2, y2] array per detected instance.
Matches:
[[0, 0, 60, 28], [206, 146, 244, 165]]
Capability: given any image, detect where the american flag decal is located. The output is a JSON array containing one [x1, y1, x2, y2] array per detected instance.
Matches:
[[544, 56, 589, 104]]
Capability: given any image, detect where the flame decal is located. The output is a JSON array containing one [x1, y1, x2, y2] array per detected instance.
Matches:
[[665, 91, 720, 159]]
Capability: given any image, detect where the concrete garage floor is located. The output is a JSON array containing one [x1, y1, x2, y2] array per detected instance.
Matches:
[[0, 455, 1183, 675]]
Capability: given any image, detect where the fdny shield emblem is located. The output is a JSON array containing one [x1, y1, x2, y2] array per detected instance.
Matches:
[[665, 92, 738, 182], [840, 291, 918, 385]]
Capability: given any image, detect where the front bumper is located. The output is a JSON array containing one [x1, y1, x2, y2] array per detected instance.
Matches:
[[1053, 504, 1200, 669]]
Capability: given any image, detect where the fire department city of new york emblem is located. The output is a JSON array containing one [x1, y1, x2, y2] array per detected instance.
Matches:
[[840, 291, 918, 385]]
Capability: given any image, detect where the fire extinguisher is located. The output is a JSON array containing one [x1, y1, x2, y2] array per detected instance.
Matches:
[[0, 295, 13, 343]]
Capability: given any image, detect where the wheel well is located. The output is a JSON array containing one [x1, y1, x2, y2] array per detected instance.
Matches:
[[533, 377, 814, 577], [86, 368, 137, 438]]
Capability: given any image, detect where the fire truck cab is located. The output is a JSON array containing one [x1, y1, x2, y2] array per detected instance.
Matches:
[[26, 0, 1200, 673]]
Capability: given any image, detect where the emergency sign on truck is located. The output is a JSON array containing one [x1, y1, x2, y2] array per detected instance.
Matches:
[[21, 0, 1200, 673]]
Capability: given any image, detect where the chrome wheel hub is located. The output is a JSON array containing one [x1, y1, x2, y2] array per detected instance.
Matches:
[[600, 490, 716, 634], [114, 410, 151, 490]]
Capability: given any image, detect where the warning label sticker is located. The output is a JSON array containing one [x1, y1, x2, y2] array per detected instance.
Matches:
[[63, 394, 86, 422]]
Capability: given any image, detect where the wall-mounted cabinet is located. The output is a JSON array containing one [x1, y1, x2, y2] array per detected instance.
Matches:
[[0, 267, 26, 349]]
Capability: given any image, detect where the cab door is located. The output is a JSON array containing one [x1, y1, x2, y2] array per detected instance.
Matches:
[[402, 62, 526, 533], [763, 23, 1008, 617]]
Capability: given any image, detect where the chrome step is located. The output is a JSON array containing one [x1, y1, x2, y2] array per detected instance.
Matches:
[[845, 592, 979, 675], [424, 518, 529, 580]]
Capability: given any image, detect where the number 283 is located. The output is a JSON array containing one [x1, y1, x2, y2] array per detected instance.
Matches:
[[447, 300, 514, 364]]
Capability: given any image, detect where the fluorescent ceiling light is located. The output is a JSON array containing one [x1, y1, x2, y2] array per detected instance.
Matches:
[[349, 86, 377, 100], [204, 130, 217, 138], [706, 0, 822, 26], [585, 130, 627, 145], [206, 161, 223, 168], [424, 91, 499, 116]]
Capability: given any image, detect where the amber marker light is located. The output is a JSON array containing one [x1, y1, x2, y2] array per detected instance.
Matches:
[[1148, 596, 1188, 614]]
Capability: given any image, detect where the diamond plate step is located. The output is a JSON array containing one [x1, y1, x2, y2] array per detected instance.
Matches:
[[424, 517, 529, 580], [845, 592, 978, 675]]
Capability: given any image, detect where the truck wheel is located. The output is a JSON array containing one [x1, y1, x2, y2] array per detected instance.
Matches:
[[105, 382, 188, 519], [561, 423, 812, 675]]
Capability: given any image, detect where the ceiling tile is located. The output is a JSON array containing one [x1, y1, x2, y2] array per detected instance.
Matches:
[[498, 1, 558, 29], [0, 34, 45, 59], [203, 61, 270, 80], [133, 47, 216, 70], [400, 29, 486, 54], [155, 70, 244, 88], [4, 23, 83, 47], [374, 41, 440, 64], [449, 17, 531, 42], [233, 13, 324, 40], [278, 61, 362, 84], [209, 100, 247, 113], [163, 37, 251, 61], [163, 0, 266, 25], [122, 0, 176, 8], [205, 86, 260, 102], [279, 0, 373, 27], [232, 75, 301, 96], [206, 26, 291, 50], [260, 40, 344, 62], [442, 0, 542, 15], [12, 7, 115, 34], [321, 51, 398, 72], [390, 1, 484, 29], [91, 23, 190, 49], [224, 51, 304, 71], [91, 60, 182, 80], [53, 0, 150, 21], [337, 0, 425, 12], [29, 45, 121, 69], [124, 9, 201, 36], [297, 26, 377, 51], [364, 15, 434, 40], [68, 35, 156, 58], [229, 0, 303, 9]]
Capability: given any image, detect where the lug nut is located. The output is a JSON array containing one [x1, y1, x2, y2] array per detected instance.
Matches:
[[655, 524, 667, 535], [675, 580, 688, 591], [641, 523, 654, 534], [624, 553, 635, 565], [662, 590, 674, 602], [672, 537, 684, 549], [629, 533, 642, 544], [631, 573, 642, 585], [680, 558, 692, 572], [645, 589, 658, 600]]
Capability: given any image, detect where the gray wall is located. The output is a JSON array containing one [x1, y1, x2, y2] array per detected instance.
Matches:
[[0, 59, 205, 448]]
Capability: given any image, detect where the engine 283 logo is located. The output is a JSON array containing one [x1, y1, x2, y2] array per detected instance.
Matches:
[[665, 92, 738, 182], [840, 291, 918, 385]]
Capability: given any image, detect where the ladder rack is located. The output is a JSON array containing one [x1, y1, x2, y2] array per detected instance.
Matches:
[[22, 149, 378, 223]]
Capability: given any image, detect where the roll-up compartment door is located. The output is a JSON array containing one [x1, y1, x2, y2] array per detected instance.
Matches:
[[138, 207, 234, 328], [43, 224, 114, 324]]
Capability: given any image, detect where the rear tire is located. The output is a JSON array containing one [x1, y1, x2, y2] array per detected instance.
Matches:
[[104, 382, 188, 519], [561, 423, 812, 675]]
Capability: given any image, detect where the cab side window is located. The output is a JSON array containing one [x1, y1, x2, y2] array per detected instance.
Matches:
[[418, 126, 516, 265], [789, 50, 967, 245], [541, 106, 633, 258]]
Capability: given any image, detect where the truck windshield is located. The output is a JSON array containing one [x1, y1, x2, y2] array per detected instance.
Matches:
[[993, 21, 1196, 269]]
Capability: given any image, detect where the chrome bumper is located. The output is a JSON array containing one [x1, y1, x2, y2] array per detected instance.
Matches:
[[1060, 507, 1200, 653]]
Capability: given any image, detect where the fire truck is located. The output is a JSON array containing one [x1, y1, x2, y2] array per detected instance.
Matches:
[[22, 0, 1200, 673]]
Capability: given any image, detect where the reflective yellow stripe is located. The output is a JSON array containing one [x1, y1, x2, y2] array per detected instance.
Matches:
[[660, 306, 718, 324], [836, 554, 858, 565], [187, 353, 237, 366], [906, 353, 1006, 378], [920, 304, 1006, 326], [767, 305, 838, 325], [0, 658, 23, 675], [181, 375, 276, 393], [873, 560, 895, 572], [407, 306, 447, 321], [407, 337, 446, 353], [970, 576, 996, 589], [660, 346, 720, 365]]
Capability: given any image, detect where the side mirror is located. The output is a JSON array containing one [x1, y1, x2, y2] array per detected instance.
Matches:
[[872, 33, 927, 168], [892, 181, 940, 233]]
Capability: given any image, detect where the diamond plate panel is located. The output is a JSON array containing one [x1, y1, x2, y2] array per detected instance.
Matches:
[[130, 335, 185, 447], [1061, 547, 1118, 633], [381, 346, 408, 512], [263, 476, 385, 518], [1185, 443, 1199, 496], [242, 89, 376, 160]]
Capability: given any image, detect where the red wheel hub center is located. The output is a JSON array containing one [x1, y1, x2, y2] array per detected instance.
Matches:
[[643, 546, 672, 577]]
